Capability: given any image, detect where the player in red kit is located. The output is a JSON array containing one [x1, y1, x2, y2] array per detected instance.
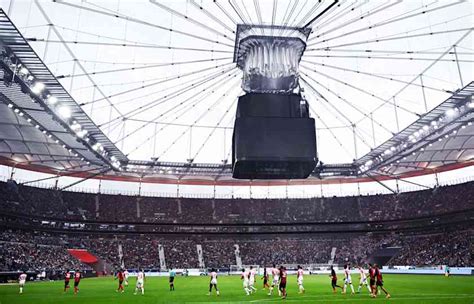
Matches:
[[374, 264, 391, 299], [262, 267, 270, 290], [279, 266, 287, 299], [116, 269, 125, 293], [73, 270, 81, 295], [368, 264, 376, 297], [330, 266, 342, 293], [64, 270, 71, 293]]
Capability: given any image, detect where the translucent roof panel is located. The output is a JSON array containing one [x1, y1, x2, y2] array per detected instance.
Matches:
[[1, 0, 472, 167]]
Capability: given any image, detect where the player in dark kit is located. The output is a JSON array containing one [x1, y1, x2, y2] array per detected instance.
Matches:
[[279, 266, 287, 299], [330, 266, 342, 293], [73, 270, 81, 295], [64, 270, 71, 293], [374, 264, 391, 299], [116, 269, 125, 293], [368, 264, 376, 297], [262, 267, 270, 290]]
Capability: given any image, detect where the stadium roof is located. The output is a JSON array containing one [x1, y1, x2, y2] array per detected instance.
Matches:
[[0, 1, 473, 187]]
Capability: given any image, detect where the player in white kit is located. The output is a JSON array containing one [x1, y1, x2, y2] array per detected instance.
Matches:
[[248, 266, 257, 293], [268, 264, 281, 296], [124, 269, 129, 286], [241, 268, 250, 295], [134, 269, 145, 295], [357, 265, 371, 293], [208, 268, 220, 296], [342, 264, 355, 294], [297, 265, 305, 294], [18, 272, 27, 294]]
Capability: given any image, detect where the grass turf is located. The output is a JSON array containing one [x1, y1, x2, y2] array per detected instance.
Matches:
[[0, 274, 473, 303]]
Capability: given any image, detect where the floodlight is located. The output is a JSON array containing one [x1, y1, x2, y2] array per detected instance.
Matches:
[[19, 67, 29, 75], [31, 82, 45, 94], [446, 109, 455, 116], [57, 106, 71, 119], [47, 96, 58, 105]]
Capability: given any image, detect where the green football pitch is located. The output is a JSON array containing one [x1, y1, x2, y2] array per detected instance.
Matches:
[[0, 274, 473, 303]]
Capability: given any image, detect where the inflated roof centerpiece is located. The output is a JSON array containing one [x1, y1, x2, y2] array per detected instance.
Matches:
[[233, 24, 311, 94]]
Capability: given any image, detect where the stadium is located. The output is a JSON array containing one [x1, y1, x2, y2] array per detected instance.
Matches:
[[0, 0, 473, 303]]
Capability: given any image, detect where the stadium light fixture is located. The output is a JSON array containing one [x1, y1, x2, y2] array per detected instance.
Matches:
[[47, 95, 58, 105], [31, 82, 45, 95], [19, 67, 29, 75], [76, 129, 88, 138], [446, 108, 456, 117], [70, 122, 81, 131], [92, 143, 102, 151], [57, 106, 71, 119]]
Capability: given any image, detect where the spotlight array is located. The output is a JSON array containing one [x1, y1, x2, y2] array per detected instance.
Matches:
[[358, 98, 474, 175], [1, 51, 122, 170]]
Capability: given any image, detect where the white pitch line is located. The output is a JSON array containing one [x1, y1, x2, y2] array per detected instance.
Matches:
[[248, 294, 474, 303]]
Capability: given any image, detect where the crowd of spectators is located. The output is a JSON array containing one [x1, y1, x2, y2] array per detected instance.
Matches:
[[388, 230, 472, 267], [0, 231, 90, 272], [0, 228, 471, 272], [0, 180, 473, 272], [1, 180, 472, 225]]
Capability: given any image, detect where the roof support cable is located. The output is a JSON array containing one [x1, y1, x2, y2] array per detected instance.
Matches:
[[60, 167, 112, 191], [302, 0, 337, 29], [309, 1, 464, 46], [156, 79, 241, 160], [312, 1, 369, 33], [99, 66, 238, 130], [56, 57, 232, 79], [92, 67, 237, 111], [307, 0, 402, 43], [149, 0, 235, 42], [34, 0, 125, 120], [53, 0, 235, 48], [303, 54, 474, 64], [305, 99, 354, 159], [82, 62, 235, 107], [300, 70, 394, 136], [307, 27, 474, 51], [300, 65, 420, 117], [301, 77, 373, 151], [189, 92, 241, 162], [301, 60, 449, 93], [364, 173, 397, 194], [125, 73, 241, 157], [189, 0, 236, 34], [112, 68, 239, 145]]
